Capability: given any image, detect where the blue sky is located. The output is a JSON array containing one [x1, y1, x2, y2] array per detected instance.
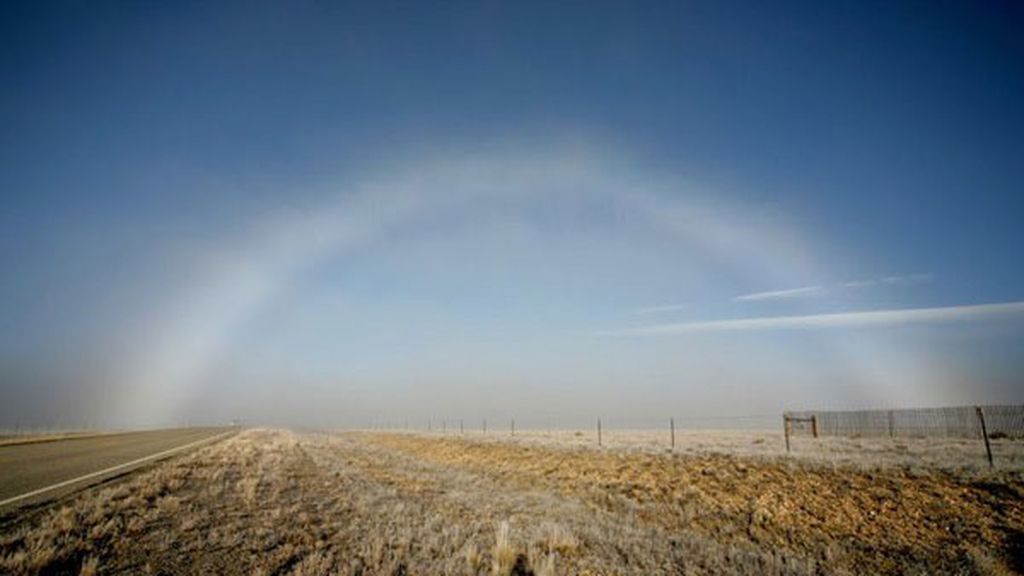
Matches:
[[1, 1, 1022, 428]]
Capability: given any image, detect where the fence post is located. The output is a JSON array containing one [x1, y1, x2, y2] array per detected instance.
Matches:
[[783, 414, 791, 453], [442, 419, 446, 434], [511, 418, 515, 436], [460, 419, 464, 435], [483, 419, 487, 435], [428, 418, 432, 432], [597, 418, 602, 447], [976, 406, 994, 468], [888, 410, 895, 438], [811, 415, 819, 439], [670, 417, 675, 451]]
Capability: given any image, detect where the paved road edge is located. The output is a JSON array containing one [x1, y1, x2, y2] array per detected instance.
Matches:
[[0, 428, 238, 510]]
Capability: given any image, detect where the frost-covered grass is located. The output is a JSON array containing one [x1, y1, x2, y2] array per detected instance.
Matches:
[[2, 429, 1021, 575], [411, 427, 1024, 472]]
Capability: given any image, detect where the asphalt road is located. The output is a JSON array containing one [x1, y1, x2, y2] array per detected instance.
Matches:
[[0, 427, 232, 510]]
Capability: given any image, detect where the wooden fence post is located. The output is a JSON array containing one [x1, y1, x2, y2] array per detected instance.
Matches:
[[888, 410, 895, 438], [670, 417, 675, 451], [976, 406, 993, 468], [783, 414, 791, 453], [511, 418, 515, 436], [428, 418, 432, 432], [483, 419, 487, 434], [811, 415, 819, 439], [460, 420, 464, 435], [597, 418, 602, 447], [442, 419, 446, 434]]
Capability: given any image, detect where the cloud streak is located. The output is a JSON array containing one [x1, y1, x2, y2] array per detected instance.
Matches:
[[733, 273, 933, 302], [843, 273, 933, 289], [601, 301, 1024, 336], [733, 285, 825, 301], [632, 304, 689, 315]]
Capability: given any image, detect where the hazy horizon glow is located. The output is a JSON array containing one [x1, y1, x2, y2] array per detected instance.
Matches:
[[1, 2, 1022, 428]]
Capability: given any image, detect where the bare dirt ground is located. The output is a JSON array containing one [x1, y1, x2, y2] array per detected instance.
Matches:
[[1, 429, 1021, 575]]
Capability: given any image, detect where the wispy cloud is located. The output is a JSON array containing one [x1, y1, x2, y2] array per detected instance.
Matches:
[[735, 273, 932, 298], [600, 301, 1024, 336], [632, 304, 689, 315], [843, 273, 932, 289], [880, 273, 933, 285], [733, 285, 825, 301]]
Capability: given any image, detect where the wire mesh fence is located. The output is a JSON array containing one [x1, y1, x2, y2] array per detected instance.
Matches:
[[784, 405, 1024, 440], [781, 404, 1024, 468]]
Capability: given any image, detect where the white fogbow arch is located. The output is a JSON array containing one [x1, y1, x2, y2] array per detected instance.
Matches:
[[112, 150, 933, 425]]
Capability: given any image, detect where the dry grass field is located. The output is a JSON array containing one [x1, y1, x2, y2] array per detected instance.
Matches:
[[472, 428, 1024, 471], [1, 429, 1022, 575]]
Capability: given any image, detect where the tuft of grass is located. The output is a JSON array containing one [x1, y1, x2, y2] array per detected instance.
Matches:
[[289, 551, 334, 576], [539, 522, 577, 555], [491, 521, 516, 575], [54, 506, 77, 534], [79, 556, 99, 576], [534, 553, 556, 576], [237, 475, 260, 505], [464, 542, 482, 573]]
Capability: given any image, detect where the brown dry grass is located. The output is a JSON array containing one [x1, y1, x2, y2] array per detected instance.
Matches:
[[370, 432, 1024, 574], [461, 428, 1024, 472], [0, 429, 1020, 575]]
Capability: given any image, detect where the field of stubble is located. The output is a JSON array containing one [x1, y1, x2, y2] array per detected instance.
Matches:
[[1, 429, 1022, 575]]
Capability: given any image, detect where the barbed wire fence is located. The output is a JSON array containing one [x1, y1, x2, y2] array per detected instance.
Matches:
[[364, 404, 1023, 468]]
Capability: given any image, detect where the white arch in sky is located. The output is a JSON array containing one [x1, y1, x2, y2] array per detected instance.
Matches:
[[110, 147, 972, 425]]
